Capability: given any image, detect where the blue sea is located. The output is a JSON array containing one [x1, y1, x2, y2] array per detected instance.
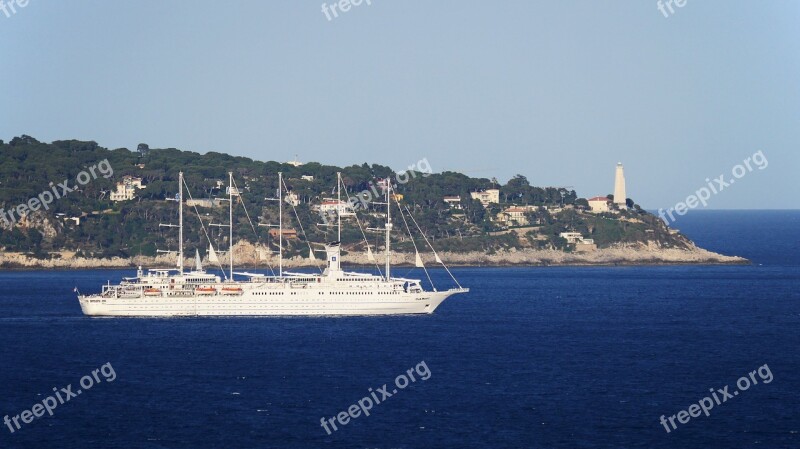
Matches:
[[0, 210, 798, 449]]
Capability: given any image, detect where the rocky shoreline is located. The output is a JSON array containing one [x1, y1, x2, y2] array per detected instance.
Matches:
[[0, 241, 748, 269]]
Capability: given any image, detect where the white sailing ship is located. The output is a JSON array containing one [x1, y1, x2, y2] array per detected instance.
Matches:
[[77, 171, 468, 316]]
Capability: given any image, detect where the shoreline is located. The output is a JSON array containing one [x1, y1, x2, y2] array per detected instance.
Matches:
[[0, 260, 752, 271], [0, 244, 750, 270]]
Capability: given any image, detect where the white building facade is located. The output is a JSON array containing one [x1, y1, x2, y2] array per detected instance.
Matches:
[[470, 189, 500, 206], [587, 196, 611, 213], [110, 176, 145, 202]]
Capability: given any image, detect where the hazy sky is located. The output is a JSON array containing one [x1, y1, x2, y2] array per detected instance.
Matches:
[[1, 1, 798, 209]]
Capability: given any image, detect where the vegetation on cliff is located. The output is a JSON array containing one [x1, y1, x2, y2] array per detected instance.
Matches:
[[0, 136, 692, 261]]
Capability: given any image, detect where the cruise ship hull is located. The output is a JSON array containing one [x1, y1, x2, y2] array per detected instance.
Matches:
[[77, 290, 461, 317], [75, 171, 469, 318]]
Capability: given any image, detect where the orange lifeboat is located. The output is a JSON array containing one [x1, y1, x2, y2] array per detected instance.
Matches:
[[220, 286, 243, 296], [143, 288, 162, 297], [195, 287, 217, 295]]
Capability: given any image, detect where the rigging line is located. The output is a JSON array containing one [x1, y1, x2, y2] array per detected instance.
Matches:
[[230, 176, 276, 277], [400, 266, 415, 279], [181, 177, 228, 280], [281, 177, 324, 274], [396, 200, 435, 290], [405, 205, 463, 289], [339, 176, 384, 278]]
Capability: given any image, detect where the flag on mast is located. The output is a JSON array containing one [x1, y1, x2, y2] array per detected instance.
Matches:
[[415, 252, 425, 268], [367, 247, 375, 261], [434, 253, 443, 264]]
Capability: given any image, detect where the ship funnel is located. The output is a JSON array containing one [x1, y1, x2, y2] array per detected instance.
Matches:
[[325, 243, 342, 273]]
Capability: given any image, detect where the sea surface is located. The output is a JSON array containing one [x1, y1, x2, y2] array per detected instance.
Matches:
[[0, 210, 798, 449]]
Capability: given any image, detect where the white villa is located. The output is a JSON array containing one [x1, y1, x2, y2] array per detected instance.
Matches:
[[559, 232, 596, 251], [285, 192, 300, 207], [497, 207, 528, 225], [314, 199, 355, 217], [286, 156, 303, 167], [587, 196, 611, 213], [496, 205, 538, 226], [110, 176, 145, 202], [470, 189, 500, 207], [443, 196, 462, 209]]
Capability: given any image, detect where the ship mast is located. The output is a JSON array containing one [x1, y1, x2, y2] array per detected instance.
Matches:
[[260, 173, 284, 277], [178, 171, 184, 274], [228, 171, 234, 281], [158, 173, 185, 272], [337, 172, 342, 243], [385, 181, 392, 280], [278, 171, 283, 277]]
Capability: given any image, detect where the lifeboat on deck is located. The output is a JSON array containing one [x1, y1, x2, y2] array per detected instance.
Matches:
[[195, 287, 217, 295], [143, 288, 162, 297], [220, 286, 243, 296]]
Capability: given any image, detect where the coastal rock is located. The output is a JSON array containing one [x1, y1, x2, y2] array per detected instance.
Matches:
[[0, 241, 747, 269]]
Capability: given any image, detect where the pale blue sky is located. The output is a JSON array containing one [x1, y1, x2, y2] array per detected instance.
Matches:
[[1, 1, 798, 209]]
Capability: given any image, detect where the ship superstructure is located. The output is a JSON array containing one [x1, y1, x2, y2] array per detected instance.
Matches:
[[77, 171, 467, 316]]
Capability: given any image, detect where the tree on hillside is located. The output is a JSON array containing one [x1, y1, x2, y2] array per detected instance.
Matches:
[[502, 175, 530, 203]]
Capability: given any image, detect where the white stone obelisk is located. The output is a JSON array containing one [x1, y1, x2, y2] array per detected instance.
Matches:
[[614, 163, 627, 209]]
